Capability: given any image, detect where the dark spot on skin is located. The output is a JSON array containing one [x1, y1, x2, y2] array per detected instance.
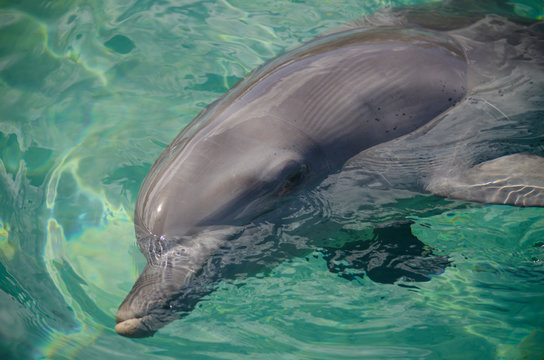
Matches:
[[448, 97, 452, 101], [375, 118, 380, 122], [76, 34, 82, 40], [377, 107, 381, 111]]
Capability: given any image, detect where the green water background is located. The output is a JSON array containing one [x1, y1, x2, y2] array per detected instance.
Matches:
[[0, 0, 543, 359]]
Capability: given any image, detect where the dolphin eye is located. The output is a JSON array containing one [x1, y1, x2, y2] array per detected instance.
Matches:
[[278, 164, 309, 196], [286, 167, 306, 185]]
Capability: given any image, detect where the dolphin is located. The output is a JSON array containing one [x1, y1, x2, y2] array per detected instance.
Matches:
[[115, 2, 544, 337]]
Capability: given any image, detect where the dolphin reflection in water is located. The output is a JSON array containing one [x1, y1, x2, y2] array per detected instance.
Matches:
[[115, 2, 544, 337]]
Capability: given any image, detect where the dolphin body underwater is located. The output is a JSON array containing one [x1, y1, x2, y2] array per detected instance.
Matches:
[[115, 1, 544, 337]]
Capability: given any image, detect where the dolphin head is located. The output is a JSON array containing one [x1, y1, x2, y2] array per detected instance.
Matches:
[[115, 116, 324, 337]]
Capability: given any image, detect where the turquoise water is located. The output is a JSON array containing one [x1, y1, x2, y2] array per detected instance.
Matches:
[[1, 0, 543, 359]]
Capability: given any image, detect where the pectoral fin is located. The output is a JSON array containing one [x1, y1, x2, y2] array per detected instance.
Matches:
[[427, 153, 544, 207]]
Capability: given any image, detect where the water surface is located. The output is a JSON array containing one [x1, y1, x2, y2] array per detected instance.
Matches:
[[0, 0, 543, 359]]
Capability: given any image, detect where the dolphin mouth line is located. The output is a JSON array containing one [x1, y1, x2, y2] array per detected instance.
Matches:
[[115, 316, 156, 338]]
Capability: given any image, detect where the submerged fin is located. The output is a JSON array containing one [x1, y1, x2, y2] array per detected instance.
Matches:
[[427, 153, 544, 207], [318, 223, 450, 284]]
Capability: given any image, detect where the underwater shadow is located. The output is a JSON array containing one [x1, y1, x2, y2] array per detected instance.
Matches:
[[316, 222, 450, 286]]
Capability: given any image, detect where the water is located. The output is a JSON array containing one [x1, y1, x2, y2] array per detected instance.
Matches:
[[0, 0, 543, 358]]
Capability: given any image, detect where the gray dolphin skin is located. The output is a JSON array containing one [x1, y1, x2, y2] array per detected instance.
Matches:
[[115, 1, 544, 337]]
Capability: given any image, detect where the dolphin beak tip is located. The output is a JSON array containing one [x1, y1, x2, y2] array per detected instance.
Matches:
[[115, 317, 156, 338]]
